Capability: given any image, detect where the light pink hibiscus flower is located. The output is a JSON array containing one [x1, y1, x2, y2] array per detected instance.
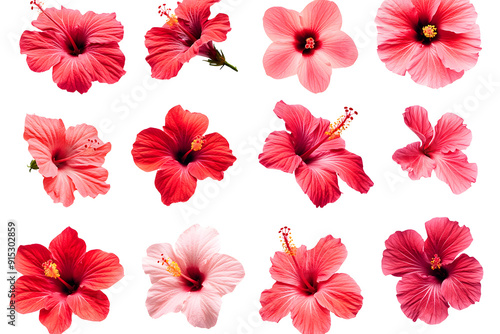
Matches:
[[24, 114, 111, 207], [260, 227, 362, 334], [376, 0, 481, 88], [263, 0, 358, 93], [145, 0, 236, 80], [13, 227, 124, 334], [20, 1, 126, 93], [382, 217, 483, 324], [393, 106, 477, 194], [142, 224, 245, 328], [259, 101, 373, 207]]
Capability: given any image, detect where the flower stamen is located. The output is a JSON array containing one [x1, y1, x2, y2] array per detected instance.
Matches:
[[42, 260, 75, 292], [52, 138, 102, 165], [430, 254, 442, 270], [279, 226, 297, 256], [158, 255, 181, 277], [181, 135, 206, 163], [158, 4, 178, 26], [305, 37, 315, 49], [422, 25, 437, 39]]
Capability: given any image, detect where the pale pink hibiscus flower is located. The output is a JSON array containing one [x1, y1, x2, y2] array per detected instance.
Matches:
[[24, 114, 111, 207], [376, 0, 481, 88], [259, 101, 373, 207], [393, 106, 477, 194], [382, 217, 483, 324], [263, 0, 358, 93], [13, 227, 124, 334], [145, 0, 237, 80], [142, 224, 245, 328], [260, 227, 362, 334], [20, 1, 126, 93]]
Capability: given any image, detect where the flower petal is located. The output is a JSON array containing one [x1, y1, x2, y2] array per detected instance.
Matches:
[[48, 227, 86, 280], [163, 105, 209, 149], [297, 54, 332, 93], [269, 245, 307, 286], [143, 243, 183, 284], [434, 0, 478, 34], [291, 295, 331, 334], [175, 225, 220, 268], [433, 27, 481, 72], [295, 160, 342, 208], [65, 124, 111, 167], [376, 0, 419, 34], [201, 13, 231, 43], [182, 288, 222, 328], [424, 217, 473, 264], [19, 30, 64, 72], [175, 0, 221, 24], [403, 106, 434, 145], [32, 7, 81, 34], [300, 0, 342, 34], [407, 45, 464, 88], [441, 254, 483, 310], [306, 235, 347, 282], [263, 6, 301, 42], [14, 276, 61, 314], [382, 230, 428, 277], [259, 282, 302, 323], [187, 133, 236, 180], [317, 31, 358, 68], [66, 287, 110, 321], [428, 113, 472, 153], [263, 42, 302, 79], [154, 161, 197, 206], [42, 171, 77, 207], [82, 44, 126, 84], [39, 299, 73, 334], [259, 131, 302, 173], [74, 249, 124, 290], [396, 273, 449, 324], [393, 142, 436, 180], [146, 277, 189, 318], [132, 128, 176, 172], [377, 32, 420, 75], [432, 150, 477, 194], [200, 253, 245, 296], [79, 11, 124, 44], [411, 0, 440, 23], [315, 273, 363, 319], [63, 165, 110, 199], [15, 244, 51, 277], [52, 55, 93, 94]]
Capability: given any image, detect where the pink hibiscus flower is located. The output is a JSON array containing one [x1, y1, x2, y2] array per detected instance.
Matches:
[[13, 227, 124, 334], [393, 106, 477, 194], [259, 101, 373, 207], [24, 114, 111, 207], [260, 227, 362, 334], [375, 0, 481, 88], [142, 224, 244, 328], [382, 217, 483, 324], [20, 1, 126, 93], [262, 0, 358, 93], [131, 105, 236, 205], [145, 0, 237, 79]]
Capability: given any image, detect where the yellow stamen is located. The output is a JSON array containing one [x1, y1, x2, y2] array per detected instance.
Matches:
[[430, 254, 442, 270], [325, 107, 357, 140], [191, 136, 205, 151], [42, 260, 60, 279], [279, 227, 297, 256], [159, 254, 181, 277], [158, 5, 178, 26], [422, 25, 437, 39]]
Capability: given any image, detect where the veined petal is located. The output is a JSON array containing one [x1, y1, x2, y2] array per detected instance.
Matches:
[[175, 224, 220, 268], [74, 249, 124, 290], [63, 165, 110, 199], [259, 282, 303, 323], [259, 131, 302, 173], [382, 230, 428, 277], [200, 13, 231, 43], [315, 273, 363, 319], [297, 53, 332, 93], [269, 245, 307, 286], [295, 160, 342, 208], [377, 32, 420, 76], [441, 254, 483, 310], [263, 7, 301, 42], [300, 0, 342, 35], [66, 287, 109, 321], [433, 28, 481, 73], [83, 44, 126, 84], [32, 7, 82, 34], [200, 253, 244, 296], [163, 105, 209, 148], [291, 295, 331, 334], [434, 0, 478, 34], [424, 218, 472, 264], [306, 235, 347, 282], [79, 11, 124, 44], [428, 113, 472, 153], [132, 128, 176, 172], [182, 288, 222, 328], [375, 0, 419, 34], [48, 227, 86, 281], [263, 42, 302, 79], [403, 106, 434, 145], [432, 150, 477, 194], [39, 299, 73, 334], [65, 124, 111, 167], [317, 31, 358, 68], [42, 171, 77, 207], [142, 243, 183, 284], [411, 0, 440, 23], [175, 0, 221, 24], [14, 276, 61, 314], [15, 244, 51, 277], [20, 30, 64, 72], [393, 142, 435, 180], [154, 160, 197, 206], [146, 277, 189, 318], [52, 55, 93, 94]]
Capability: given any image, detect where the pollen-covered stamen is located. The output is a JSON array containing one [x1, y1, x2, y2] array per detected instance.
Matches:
[[422, 25, 437, 39], [181, 135, 206, 163], [42, 260, 75, 292], [430, 254, 442, 270], [279, 226, 297, 256], [158, 4, 178, 26], [305, 37, 315, 49], [158, 254, 181, 277], [53, 138, 103, 165]]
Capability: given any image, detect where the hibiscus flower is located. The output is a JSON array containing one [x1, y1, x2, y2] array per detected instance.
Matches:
[[131, 105, 236, 205], [260, 227, 362, 334], [259, 101, 373, 207], [20, 1, 126, 93], [142, 224, 244, 328], [392, 105, 477, 194], [145, 0, 237, 79], [24, 114, 111, 207], [13, 227, 124, 334], [375, 0, 481, 88], [262, 0, 358, 93], [382, 217, 483, 324]]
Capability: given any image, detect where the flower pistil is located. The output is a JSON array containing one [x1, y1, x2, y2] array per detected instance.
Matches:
[[42, 260, 75, 293], [422, 25, 437, 39]]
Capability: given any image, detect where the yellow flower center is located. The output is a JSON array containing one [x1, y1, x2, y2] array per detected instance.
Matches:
[[158, 254, 181, 277], [422, 25, 437, 39], [42, 260, 60, 279], [305, 37, 315, 50]]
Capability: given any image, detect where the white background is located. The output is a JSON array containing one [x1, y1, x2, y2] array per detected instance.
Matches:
[[1, 0, 500, 333]]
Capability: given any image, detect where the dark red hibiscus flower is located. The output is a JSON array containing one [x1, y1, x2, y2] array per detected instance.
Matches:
[[131, 105, 236, 205], [13, 227, 124, 334], [259, 101, 373, 207], [145, 0, 237, 79], [20, 1, 126, 93]]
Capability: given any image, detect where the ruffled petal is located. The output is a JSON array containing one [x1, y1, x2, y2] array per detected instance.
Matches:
[[66, 287, 109, 321], [259, 131, 302, 173], [315, 273, 363, 319], [200, 13, 231, 43], [19, 30, 64, 72], [48, 227, 86, 280], [79, 11, 124, 44], [432, 150, 477, 194], [63, 165, 110, 199], [199, 253, 244, 296], [441, 254, 483, 310], [306, 235, 347, 282], [259, 282, 303, 322], [175, 224, 220, 268], [424, 218, 473, 264], [142, 243, 183, 284], [74, 249, 124, 290], [396, 273, 449, 324], [291, 295, 331, 334], [433, 27, 481, 72], [132, 128, 176, 172], [52, 55, 93, 94], [42, 171, 77, 207], [182, 288, 222, 328], [297, 53, 332, 93], [14, 276, 61, 314], [187, 133, 236, 180], [377, 32, 420, 75], [15, 244, 51, 277], [82, 44, 126, 84], [269, 246, 307, 286], [382, 230, 428, 277], [263, 7, 301, 42], [295, 160, 342, 208], [300, 0, 342, 35], [392, 142, 436, 180], [175, 0, 221, 24], [32, 7, 82, 34], [403, 106, 434, 145], [434, 0, 478, 34], [317, 31, 358, 68], [39, 299, 73, 334], [428, 113, 472, 153], [375, 0, 419, 35], [163, 105, 209, 149], [154, 160, 197, 206], [411, 0, 440, 23], [65, 124, 111, 167], [146, 277, 189, 318], [263, 42, 301, 79]]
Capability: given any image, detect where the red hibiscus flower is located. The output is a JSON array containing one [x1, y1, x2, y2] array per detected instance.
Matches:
[[382, 217, 483, 324], [393, 106, 477, 194], [13, 227, 124, 334], [260, 227, 363, 334], [376, 0, 481, 88], [259, 101, 373, 207], [24, 114, 111, 207], [131, 105, 236, 206], [20, 1, 126, 94], [263, 0, 358, 93], [145, 0, 237, 80]]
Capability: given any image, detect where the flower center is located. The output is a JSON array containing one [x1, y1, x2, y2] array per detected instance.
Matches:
[[158, 4, 178, 26], [52, 138, 103, 166], [42, 260, 76, 293], [158, 254, 203, 291], [158, 255, 181, 277], [422, 25, 437, 39], [305, 37, 315, 49], [429, 254, 448, 281], [180, 135, 206, 164], [430, 254, 442, 270]]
